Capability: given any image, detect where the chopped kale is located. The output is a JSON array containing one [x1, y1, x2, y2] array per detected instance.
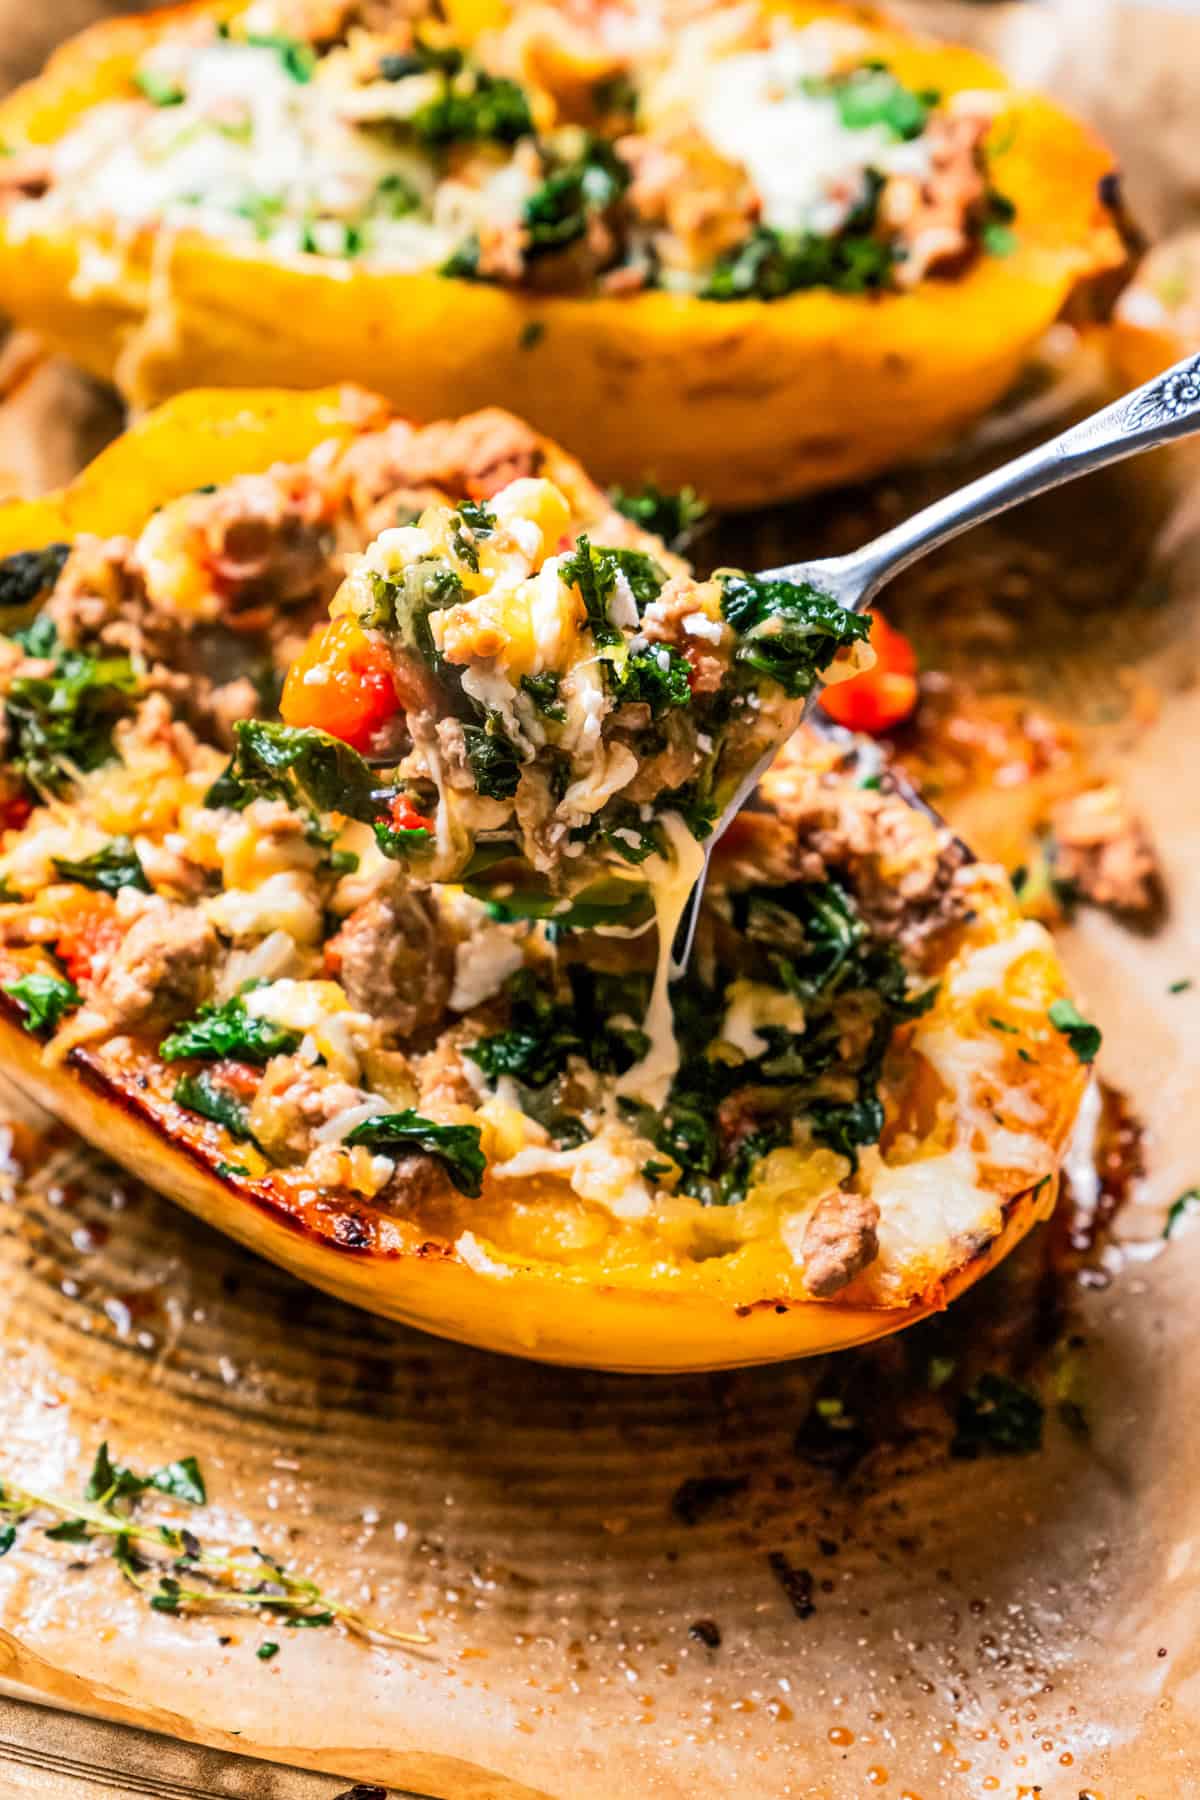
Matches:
[[450, 500, 496, 571], [363, 559, 463, 664], [53, 838, 150, 896], [134, 68, 185, 107], [257, 1641, 280, 1661], [981, 187, 1018, 258], [1164, 1188, 1200, 1239], [467, 970, 585, 1089], [559, 536, 620, 645], [610, 483, 707, 549], [173, 1069, 255, 1142], [520, 671, 567, 721], [3, 971, 81, 1034], [598, 810, 664, 866], [206, 720, 380, 825], [160, 994, 302, 1066], [808, 64, 938, 141], [410, 68, 532, 148], [12, 613, 58, 657], [1048, 998, 1102, 1064], [343, 1110, 486, 1197], [244, 32, 316, 83], [5, 644, 139, 794], [467, 966, 649, 1089], [371, 171, 421, 219], [720, 573, 870, 698], [523, 137, 628, 256], [703, 195, 895, 301], [462, 717, 522, 800], [950, 1373, 1044, 1458], [378, 41, 463, 80], [605, 547, 669, 611], [611, 643, 691, 715], [0, 543, 70, 613]]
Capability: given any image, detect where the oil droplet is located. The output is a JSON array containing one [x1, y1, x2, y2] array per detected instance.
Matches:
[[866, 1767, 888, 1786], [983, 1781, 1000, 1793], [828, 1726, 855, 1748], [1060, 1753, 1074, 1767]]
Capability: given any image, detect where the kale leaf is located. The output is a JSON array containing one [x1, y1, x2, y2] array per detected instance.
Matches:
[[173, 1069, 255, 1141], [5, 643, 139, 793], [343, 1110, 486, 1197], [3, 971, 81, 1034], [206, 720, 380, 823], [559, 535, 621, 646], [703, 203, 895, 301], [611, 644, 691, 715], [53, 838, 151, 896], [720, 573, 870, 698], [160, 994, 302, 1066], [951, 1373, 1044, 1459], [462, 717, 522, 800], [520, 671, 567, 721], [609, 484, 707, 548], [0, 544, 70, 612]]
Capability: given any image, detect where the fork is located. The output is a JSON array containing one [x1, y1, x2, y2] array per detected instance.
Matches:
[[668, 348, 1200, 977]]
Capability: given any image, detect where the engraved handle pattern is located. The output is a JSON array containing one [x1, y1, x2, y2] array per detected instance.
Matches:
[[766, 352, 1200, 609]]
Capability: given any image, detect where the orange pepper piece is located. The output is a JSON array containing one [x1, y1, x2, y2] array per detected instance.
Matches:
[[819, 611, 919, 735], [280, 615, 401, 753]]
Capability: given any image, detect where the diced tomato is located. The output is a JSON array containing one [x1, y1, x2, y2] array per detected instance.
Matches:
[[819, 611, 919, 735], [0, 792, 32, 833], [388, 793, 433, 836], [280, 615, 401, 752], [53, 896, 122, 986], [210, 1060, 261, 1101]]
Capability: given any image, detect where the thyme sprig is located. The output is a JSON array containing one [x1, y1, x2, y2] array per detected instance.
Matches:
[[0, 1443, 430, 1649]]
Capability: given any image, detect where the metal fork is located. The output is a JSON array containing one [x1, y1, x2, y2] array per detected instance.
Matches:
[[668, 348, 1200, 977]]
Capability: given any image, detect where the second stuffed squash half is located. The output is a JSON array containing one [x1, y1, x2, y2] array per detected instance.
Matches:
[[0, 385, 1090, 1369], [0, 0, 1125, 506]]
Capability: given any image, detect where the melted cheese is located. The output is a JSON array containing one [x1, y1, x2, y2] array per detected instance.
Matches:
[[614, 812, 707, 1110]]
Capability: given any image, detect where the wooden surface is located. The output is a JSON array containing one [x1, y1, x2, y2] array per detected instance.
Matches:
[[1, 6, 1200, 1799]]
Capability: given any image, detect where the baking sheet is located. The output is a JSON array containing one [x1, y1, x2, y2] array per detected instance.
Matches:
[[1, 5, 1200, 1797]]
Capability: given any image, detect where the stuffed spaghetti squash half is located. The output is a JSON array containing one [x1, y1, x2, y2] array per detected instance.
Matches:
[[0, 0, 1125, 506], [0, 387, 1089, 1370]]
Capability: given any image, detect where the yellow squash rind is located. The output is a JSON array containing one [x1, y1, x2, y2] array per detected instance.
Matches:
[[0, 2, 1127, 506]]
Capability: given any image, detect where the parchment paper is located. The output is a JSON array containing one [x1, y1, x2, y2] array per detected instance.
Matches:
[[2, 6, 1200, 1797]]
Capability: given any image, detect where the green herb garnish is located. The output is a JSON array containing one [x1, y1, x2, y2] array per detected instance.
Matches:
[[1048, 998, 1102, 1064], [0, 1444, 426, 1643]]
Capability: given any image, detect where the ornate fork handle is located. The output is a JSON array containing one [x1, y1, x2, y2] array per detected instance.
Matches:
[[768, 351, 1200, 607], [667, 352, 1200, 981]]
